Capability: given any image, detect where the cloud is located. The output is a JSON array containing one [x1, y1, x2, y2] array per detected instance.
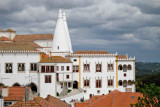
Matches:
[[0, 0, 160, 62]]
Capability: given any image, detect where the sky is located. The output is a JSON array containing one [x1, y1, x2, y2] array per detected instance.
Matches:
[[0, 0, 160, 62]]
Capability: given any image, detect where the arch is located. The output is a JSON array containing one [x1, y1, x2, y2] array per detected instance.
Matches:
[[118, 65, 123, 70], [128, 80, 132, 86], [30, 82, 37, 93], [123, 80, 127, 87], [12, 82, 21, 87], [118, 80, 122, 86], [128, 64, 132, 70], [123, 64, 127, 72], [73, 81, 78, 89], [0, 83, 5, 87]]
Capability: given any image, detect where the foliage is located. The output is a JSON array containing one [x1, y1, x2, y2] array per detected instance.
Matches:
[[131, 83, 160, 107], [57, 92, 59, 96], [68, 89, 72, 93]]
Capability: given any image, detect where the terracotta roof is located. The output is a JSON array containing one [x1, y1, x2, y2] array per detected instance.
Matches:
[[40, 55, 72, 63], [73, 50, 110, 54], [11, 95, 70, 107], [0, 36, 13, 41], [75, 90, 143, 107], [14, 34, 53, 42], [0, 42, 39, 51], [0, 29, 16, 32], [31, 43, 42, 48], [11, 101, 41, 107], [117, 55, 126, 59], [4, 87, 25, 101]]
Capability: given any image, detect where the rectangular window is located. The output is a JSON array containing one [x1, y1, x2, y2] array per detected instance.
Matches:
[[96, 64, 101, 72], [56, 66, 59, 71], [61, 66, 64, 71], [18, 63, 25, 72], [96, 80, 102, 88], [30, 63, 37, 71], [51, 66, 54, 72], [108, 79, 113, 87], [45, 75, 51, 83], [73, 65, 79, 72], [46, 66, 49, 73], [67, 66, 69, 71], [41, 66, 45, 73], [84, 80, 90, 87], [5, 63, 12, 73], [84, 64, 89, 71], [108, 64, 113, 70], [66, 75, 69, 79], [74, 59, 77, 62]]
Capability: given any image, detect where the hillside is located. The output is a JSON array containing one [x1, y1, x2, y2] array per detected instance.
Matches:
[[135, 62, 160, 78]]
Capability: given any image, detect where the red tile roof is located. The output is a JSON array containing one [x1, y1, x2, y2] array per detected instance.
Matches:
[[11, 95, 70, 107], [73, 50, 110, 54], [40, 55, 72, 63], [75, 90, 143, 107], [14, 34, 53, 42], [0, 36, 13, 41], [117, 55, 126, 59], [4, 87, 25, 101]]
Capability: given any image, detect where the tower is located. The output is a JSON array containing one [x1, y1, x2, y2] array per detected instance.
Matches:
[[52, 9, 73, 57]]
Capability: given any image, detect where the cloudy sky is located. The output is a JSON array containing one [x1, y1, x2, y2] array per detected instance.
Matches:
[[0, 0, 160, 62]]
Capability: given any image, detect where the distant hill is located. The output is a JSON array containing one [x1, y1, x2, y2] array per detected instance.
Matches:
[[135, 62, 160, 78]]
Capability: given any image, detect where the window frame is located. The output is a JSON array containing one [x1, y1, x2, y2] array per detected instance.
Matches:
[[17, 63, 25, 72], [5, 63, 13, 73], [30, 63, 38, 71], [108, 79, 113, 87], [45, 75, 52, 83]]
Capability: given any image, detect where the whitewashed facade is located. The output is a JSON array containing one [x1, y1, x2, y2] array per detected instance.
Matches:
[[0, 9, 136, 104]]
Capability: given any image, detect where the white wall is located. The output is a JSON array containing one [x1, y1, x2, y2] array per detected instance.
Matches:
[[0, 52, 40, 86], [0, 32, 16, 40]]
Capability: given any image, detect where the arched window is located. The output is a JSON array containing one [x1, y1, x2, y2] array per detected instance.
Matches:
[[12, 82, 21, 87], [118, 80, 122, 86], [128, 65, 132, 70], [30, 82, 37, 93], [123, 65, 127, 72], [118, 65, 123, 70], [128, 80, 132, 86], [123, 80, 127, 87]]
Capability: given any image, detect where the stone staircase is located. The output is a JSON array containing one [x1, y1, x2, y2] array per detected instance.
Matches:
[[59, 84, 68, 97]]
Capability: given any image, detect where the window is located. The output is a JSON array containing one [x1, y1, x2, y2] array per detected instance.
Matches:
[[66, 66, 70, 71], [84, 64, 89, 71], [96, 64, 101, 72], [18, 63, 25, 71], [97, 90, 100, 94], [46, 66, 49, 72], [51, 66, 54, 72], [96, 80, 101, 88], [30, 63, 37, 71], [74, 59, 77, 62], [5, 63, 12, 73], [73, 65, 79, 72], [118, 64, 122, 70], [84, 90, 87, 93], [108, 79, 113, 87], [41, 66, 45, 73], [68, 82, 71, 87], [61, 66, 64, 71], [56, 66, 59, 71], [45, 75, 51, 83], [109, 90, 111, 93], [108, 64, 113, 70], [124, 73, 126, 77], [84, 80, 90, 87], [66, 75, 69, 79], [4, 102, 12, 106], [118, 80, 122, 86], [128, 65, 132, 70]]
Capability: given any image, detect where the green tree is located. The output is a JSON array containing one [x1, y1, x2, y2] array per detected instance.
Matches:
[[131, 83, 160, 107]]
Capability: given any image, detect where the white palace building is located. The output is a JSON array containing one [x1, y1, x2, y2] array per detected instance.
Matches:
[[0, 9, 135, 105]]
